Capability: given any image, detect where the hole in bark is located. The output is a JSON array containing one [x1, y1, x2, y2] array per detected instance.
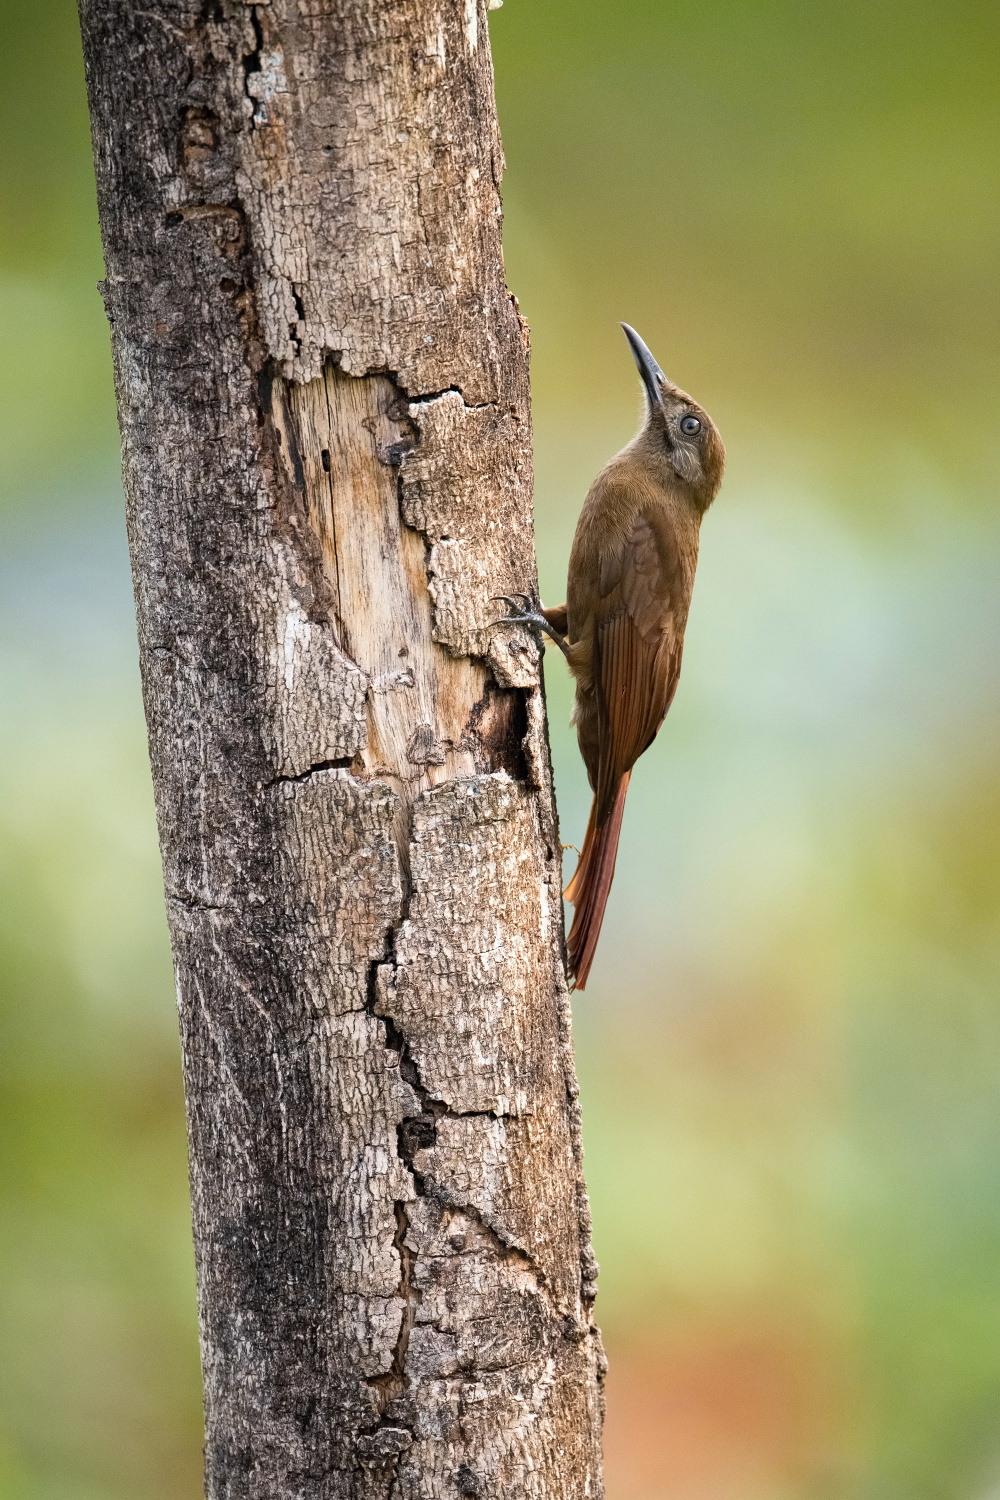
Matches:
[[379, 1011, 424, 1095], [321, 449, 331, 472], [242, 7, 263, 83], [464, 679, 529, 781], [398, 1116, 436, 1161], [258, 364, 306, 491], [257, 363, 274, 415], [164, 211, 183, 228], [370, 970, 445, 1180], [456, 1465, 484, 1497], [219, 277, 237, 293], [381, 440, 414, 468]]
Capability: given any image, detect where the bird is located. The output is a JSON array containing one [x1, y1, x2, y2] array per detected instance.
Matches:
[[495, 324, 725, 990]]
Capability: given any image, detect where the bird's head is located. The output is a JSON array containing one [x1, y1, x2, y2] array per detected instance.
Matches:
[[621, 322, 725, 511]]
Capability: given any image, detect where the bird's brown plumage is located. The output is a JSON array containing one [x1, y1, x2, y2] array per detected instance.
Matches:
[[549, 325, 725, 989]]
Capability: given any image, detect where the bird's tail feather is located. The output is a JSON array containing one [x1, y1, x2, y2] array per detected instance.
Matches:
[[565, 772, 631, 990]]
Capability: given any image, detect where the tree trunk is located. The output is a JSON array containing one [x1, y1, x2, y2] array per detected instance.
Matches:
[[77, 2, 605, 1495]]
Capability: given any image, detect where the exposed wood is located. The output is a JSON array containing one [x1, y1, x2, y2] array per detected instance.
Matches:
[[76, 0, 605, 1494]]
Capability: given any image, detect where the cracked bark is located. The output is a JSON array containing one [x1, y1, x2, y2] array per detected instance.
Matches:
[[77, 1, 605, 1495]]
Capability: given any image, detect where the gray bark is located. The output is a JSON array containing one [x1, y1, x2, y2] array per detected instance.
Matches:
[[76, 1, 605, 1495]]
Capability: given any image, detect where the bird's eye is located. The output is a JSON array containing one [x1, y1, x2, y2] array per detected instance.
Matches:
[[680, 415, 702, 436]]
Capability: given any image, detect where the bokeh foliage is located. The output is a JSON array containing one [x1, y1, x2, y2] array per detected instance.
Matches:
[[2, 1, 998, 1496]]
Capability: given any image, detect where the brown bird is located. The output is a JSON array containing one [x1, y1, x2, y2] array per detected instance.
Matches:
[[496, 324, 725, 989]]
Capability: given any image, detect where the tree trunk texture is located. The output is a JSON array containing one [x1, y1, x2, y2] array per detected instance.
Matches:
[[77, 2, 605, 1495]]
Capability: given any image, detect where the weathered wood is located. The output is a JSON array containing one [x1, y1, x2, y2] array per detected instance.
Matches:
[[77, 0, 605, 1494]]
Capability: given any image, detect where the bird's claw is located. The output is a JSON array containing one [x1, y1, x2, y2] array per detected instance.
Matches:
[[490, 592, 536, 618], [488, 592, 571, 658], [489, 592, 541, 627]]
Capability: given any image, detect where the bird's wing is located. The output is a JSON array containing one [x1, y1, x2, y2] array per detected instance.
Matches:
[[592, 508, 684, 822]]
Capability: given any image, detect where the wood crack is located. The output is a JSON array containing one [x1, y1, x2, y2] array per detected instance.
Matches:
[[266, 756, 354, 787], [403, 384, 497, 414]]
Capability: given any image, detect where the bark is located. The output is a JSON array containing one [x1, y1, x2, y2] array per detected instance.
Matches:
[[77, 2, 605, 1495]]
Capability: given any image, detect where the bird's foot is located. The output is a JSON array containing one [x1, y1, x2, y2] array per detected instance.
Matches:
[[490, 593, 570, 658]]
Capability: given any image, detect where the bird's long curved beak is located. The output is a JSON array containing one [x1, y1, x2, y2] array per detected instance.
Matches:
[[620, 323, 667, 411]]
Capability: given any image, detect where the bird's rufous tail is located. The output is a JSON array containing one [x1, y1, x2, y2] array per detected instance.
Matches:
[[565, 772, 631, 990]]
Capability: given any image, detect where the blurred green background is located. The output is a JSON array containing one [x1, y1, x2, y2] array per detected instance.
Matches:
[[2, 1, 998, 1496]]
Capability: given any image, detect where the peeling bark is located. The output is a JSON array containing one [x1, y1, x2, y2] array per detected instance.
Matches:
[[77, 0, 604, 1495]]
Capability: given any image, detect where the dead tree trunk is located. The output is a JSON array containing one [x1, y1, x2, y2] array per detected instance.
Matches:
[[77, 1, 604, 1495]]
